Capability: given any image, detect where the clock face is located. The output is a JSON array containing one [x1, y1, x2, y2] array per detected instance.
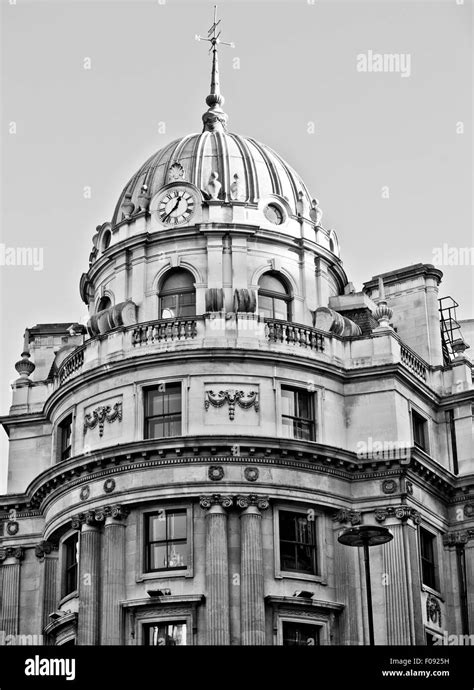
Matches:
[[264, 203, 284, 225], [158, 188, 195, 225]]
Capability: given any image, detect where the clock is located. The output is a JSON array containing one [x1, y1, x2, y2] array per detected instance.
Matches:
[[264, 203, 284, 225], [158, 188, 195, 225]]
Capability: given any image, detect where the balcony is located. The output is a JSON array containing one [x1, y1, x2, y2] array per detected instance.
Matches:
[[54, 314, 431, 389]]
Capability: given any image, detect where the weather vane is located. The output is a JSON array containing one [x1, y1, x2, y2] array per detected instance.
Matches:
[[196, 5, 235, 133], [195, 5, 235, 54]]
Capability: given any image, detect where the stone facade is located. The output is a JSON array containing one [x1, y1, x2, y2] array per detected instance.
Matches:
[[0, 38, 473, 647]]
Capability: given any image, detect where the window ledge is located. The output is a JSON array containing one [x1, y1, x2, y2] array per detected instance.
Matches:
[[265, 595, 344, 612], [421, 584, 444, 601], [275, 572, 327, 585], [58, 591, 79, 608], [136, 569, 191, 583], [121, 594, 205, 609]]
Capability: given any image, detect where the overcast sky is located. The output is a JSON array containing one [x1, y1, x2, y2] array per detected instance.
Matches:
[[0, 0, 472, 491]]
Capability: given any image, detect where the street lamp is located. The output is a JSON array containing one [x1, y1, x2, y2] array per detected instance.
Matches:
[[338, 524, 393, 645]]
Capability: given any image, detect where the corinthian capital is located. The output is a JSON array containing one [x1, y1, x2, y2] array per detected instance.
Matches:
[[235, 494, 269, 511]]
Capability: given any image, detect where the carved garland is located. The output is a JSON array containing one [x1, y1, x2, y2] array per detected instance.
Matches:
[[83, 402, 122, 437], [205, 390, 259, 421], [426, 595, 442, 627]]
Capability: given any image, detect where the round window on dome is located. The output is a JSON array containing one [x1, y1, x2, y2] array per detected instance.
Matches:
[[264, 203, 284, 225]]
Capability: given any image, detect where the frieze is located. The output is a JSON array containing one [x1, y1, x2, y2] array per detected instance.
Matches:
[[374, 506, 421, 525], [332, 509, 361, 525]]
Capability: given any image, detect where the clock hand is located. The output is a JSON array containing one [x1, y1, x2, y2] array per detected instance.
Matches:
[[162, 194, 183, 222]]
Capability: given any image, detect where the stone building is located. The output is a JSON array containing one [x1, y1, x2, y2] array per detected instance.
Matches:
[[0, 17, 472, 647]]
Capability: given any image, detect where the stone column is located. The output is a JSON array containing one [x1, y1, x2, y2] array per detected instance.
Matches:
[[0, 547, 24, 637], [78, 514, 102, 645], [464, 539, 474, 634], [101, 505, 128, 645], [375, 506, 422, 645], [237, 494, 269, 645], [200, 494, 233, 645], [35, 541, 59, 643]]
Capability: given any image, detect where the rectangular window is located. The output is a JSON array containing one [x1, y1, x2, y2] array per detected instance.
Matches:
[[412, 410, 428, 451], [145, 509, 187, 572], [279, 510, 317, 575], [143, 622, 187, 646], [58, 415, 73, 461], [144, 383, 182, 439], [282, 621, 320, 646], [64, 533, 79, 596], [281, 387, 315, 441], [420, 527, 438, 590]]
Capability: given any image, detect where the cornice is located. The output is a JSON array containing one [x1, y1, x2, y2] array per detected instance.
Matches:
[[1, 436, 467, 516]]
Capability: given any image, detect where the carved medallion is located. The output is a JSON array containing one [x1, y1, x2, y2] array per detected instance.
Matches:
[[80, 485, 90, 501], [6, 521, 19, 536], [382, 479, 397, 494], [104, 478, 116, 494], [244, 467, 259, 482], [208, 465, 224, 481], [168, 162, 185, 182]]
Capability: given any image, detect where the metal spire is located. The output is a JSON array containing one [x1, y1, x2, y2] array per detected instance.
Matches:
[[196, 6, 235, 132]]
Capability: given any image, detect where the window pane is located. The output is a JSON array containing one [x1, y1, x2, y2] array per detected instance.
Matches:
[[167, 390, 181, 414], [167, 542, 187, 568], [145, 623, 187, 646], [258, 295, 273, 319], [149, 513, 167, 541], [281, 389, 295, 416], [259, 274, 287, 295], [161, 270, 194, 292], [273, 298, 288, 321], [282, 622, 319, 646], [149, 544, 168, 570], [279, 511, 296, 540], [296, 391, 311, 419], [168, 511, 186, 539], [280, 541, 297, 571], [147, 419, 165, 439], [296, 544, 315, 573], [147, 391, 164, 417]]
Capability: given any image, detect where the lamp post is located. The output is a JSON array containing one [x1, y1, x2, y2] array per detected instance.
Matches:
[[338, 524, 393, 645]]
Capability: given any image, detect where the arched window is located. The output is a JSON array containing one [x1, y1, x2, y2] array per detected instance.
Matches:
[[97, 296, 112, 312], [258, 272, 291, 321], [159, 269, 196, 319]]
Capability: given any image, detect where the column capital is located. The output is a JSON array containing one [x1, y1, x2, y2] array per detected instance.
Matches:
[[443, 529, 474, 547], [374, 505, 421, 525], [71, 504, 129, 529], [0, 546, 24, 563], [236, 494, 269, 512], [200, 494, 233, 510], [35, 540, 58, 560]]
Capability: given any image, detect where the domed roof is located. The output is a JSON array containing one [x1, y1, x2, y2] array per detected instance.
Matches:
[[112, 131, 313, 226]]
